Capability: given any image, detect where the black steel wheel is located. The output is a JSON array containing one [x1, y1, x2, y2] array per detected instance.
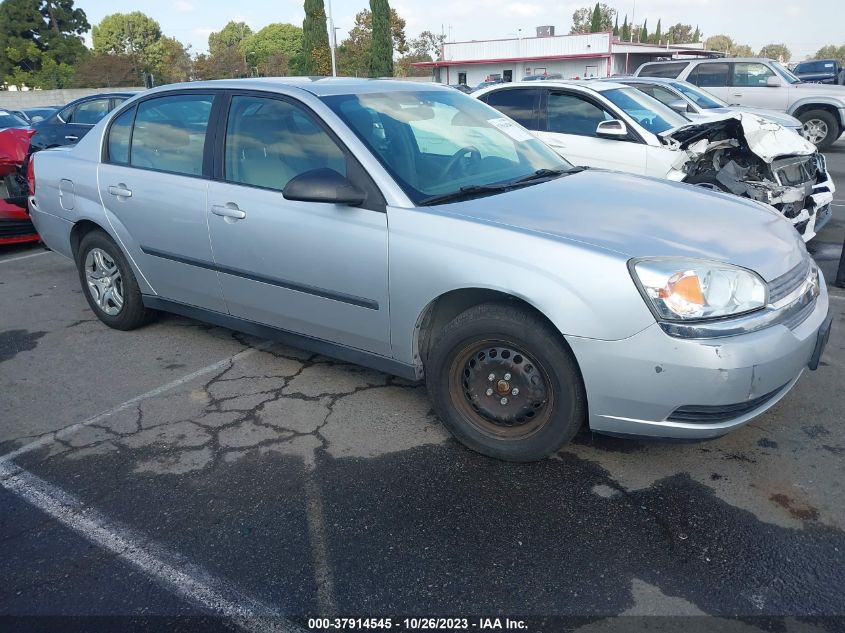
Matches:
[[427, 302, 587, 461]]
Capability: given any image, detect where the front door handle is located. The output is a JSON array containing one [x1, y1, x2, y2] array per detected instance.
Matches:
[[107, 184, 132, 198], [211, 204, 246, 220], [65, 135, 78, 141], [731, 93, 743, 97]]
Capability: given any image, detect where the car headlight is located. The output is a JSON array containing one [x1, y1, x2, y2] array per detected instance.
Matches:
[[629, 258, 768, 321]]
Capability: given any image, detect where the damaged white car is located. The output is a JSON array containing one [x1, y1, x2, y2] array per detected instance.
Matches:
[[475, 80, 835, 241]]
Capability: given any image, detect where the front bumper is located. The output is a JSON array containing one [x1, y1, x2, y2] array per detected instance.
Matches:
[[566, 272, 830, 440]]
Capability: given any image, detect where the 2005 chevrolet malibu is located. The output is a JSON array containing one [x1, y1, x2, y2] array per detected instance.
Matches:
[[28, 78, 832, 461]]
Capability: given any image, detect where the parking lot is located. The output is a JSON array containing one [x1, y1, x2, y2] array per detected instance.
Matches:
[[1, 141, 844, 631]]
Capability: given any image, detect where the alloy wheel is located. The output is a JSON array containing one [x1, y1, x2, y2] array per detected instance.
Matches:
[[84, 248, 124, 316]]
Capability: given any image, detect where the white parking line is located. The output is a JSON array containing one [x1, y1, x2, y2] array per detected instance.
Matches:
[[0, 250, 50, 264], [0, 459, 302, 632], [0, 346, 260, 462]]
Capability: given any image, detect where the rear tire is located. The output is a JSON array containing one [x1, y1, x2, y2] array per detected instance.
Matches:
[[798, 109, 840, 150], [426, 302, 587, 462], [76, 230, 155, 331]]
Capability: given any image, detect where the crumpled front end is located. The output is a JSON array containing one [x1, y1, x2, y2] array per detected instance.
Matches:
[[0, 128, 38, 245], [662, 114, 835, 241]]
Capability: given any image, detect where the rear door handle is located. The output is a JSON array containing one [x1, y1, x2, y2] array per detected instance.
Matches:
[[731, 93, 743, 97], [211, 204, 246, 220], [107, 184, 132, 198], [64, 135, 78, 141]]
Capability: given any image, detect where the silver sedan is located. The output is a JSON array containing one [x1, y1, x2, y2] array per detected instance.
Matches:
[[28, 78, 831, 461]]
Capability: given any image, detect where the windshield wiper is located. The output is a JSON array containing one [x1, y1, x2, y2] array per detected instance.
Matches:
[[508, 167, 584, 185], [418, 183, 511, 206]]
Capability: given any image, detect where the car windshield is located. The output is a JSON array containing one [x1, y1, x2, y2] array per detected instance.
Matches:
[[322, 89, 572, 205], [670, 81, 726, 109], [0, 111, 29, 129], [600, 87, 689, 134], [771, 61, 801, 84]]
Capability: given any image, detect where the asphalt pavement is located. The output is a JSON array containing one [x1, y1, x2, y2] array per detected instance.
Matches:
[[1, 140, 844, 632]]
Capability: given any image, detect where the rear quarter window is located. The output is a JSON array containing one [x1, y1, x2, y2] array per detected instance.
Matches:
[[107, 106, 136, 165]]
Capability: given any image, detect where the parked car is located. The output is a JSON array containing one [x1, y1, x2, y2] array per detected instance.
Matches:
[[475, 80, 835, 241], [604, 76, 804, 133], [792, 59, 844, 85], [29, 92, 135, 151], [634, 57, 845, 149], [451, 84, 473, 94], [472, 79, 503, 92], [0, 128, 38, 245], [0, 109, 30, 131], [29, 79, 830, 461]]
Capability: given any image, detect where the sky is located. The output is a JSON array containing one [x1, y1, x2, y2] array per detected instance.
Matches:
[[79, 0, 844, 61]]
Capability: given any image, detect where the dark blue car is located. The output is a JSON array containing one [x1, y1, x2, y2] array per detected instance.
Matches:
[[792, 59, 845, 85], [30, 92, 135, 150]]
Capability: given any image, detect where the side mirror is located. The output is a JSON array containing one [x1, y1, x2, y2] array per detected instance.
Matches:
[[595, 119, 628, 138], [667, 99, 690, 114], [283, 168, 366, 206], [766, 75, 781, 87]]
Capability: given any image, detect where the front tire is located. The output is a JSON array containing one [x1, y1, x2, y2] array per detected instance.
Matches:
[[76, 230, 154, 330], [426, 303, 587, 462], [798, 109, 840, 150]]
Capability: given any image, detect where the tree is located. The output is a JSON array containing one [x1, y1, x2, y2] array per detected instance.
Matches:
[[71, 52, 136, 87], [612, 15, 618, 37], [193, 48, 247, 79], [152, 36, 192, 84], [570, 3, 614, 34], [368, 0, 393, 77], [692, 26, 701, 43], [814, 45, 845, 65], [395, 29, 443, 77], [589, 3, 602, 33], [732, 44, 754, 57], [652, 19, 661, 45], [242, 23, 302, 76], [665, 23, 694, 45], [705, 34, 734, 54], [92, 12, 162, 78], [640, 19, 647, 43], [759, 43, 791, 62], [620, 15, 630, 41], [337, 7, 407, 76], [300, 0, 331, 75], [0, 0, 89, 88], [208, 21, 252, 57]]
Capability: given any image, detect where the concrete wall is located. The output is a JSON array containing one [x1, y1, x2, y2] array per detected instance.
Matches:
[[0, 87, 144, 109]]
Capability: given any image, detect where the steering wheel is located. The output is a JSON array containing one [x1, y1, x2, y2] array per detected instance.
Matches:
[[440, 146, 482, 179]]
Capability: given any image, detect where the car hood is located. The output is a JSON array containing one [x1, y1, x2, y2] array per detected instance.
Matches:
[[703, 106, 802, 129], [791, 81, 845, 95], [659, 112, 816, 163], [432, 169, 804, 282]]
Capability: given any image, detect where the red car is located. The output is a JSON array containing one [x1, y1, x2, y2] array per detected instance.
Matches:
[[0, 128, 38, 245]]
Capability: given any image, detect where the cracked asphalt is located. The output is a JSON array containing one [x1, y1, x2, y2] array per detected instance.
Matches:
[[1, 141, 844, 631]]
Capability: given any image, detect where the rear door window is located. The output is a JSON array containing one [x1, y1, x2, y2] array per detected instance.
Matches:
[[687, 63, 730, 87], [479, 88, 540, 129], [637, 62, 688, 78], [130, 94, 213, 176]]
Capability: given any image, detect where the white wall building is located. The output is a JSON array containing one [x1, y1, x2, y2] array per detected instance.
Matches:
[[413, 30, 719, 87]]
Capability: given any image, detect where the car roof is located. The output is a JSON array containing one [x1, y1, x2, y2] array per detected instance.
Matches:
[[140, 77, 453, 98], [480, 79, 629, 92], [642, 57, 777, 65]]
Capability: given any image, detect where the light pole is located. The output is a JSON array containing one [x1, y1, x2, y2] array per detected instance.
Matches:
[[326, 0, 338, 76]]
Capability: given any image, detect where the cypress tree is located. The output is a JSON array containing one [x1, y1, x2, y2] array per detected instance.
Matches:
[[368, 0, 393, 77], [301, 0, 331, 75], [653, 19, 661, 44], [621, 15, 629, 41], [640, 19, 648, 43], [612, 15, 619, 37], [692, 26, 701, 43], [589, 3, 602, 33]]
